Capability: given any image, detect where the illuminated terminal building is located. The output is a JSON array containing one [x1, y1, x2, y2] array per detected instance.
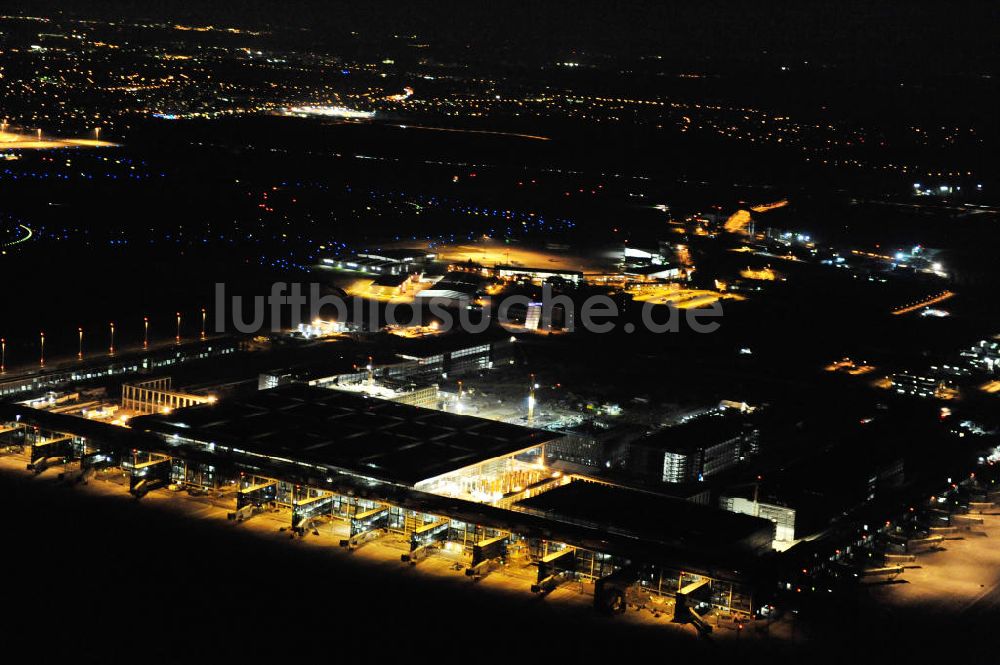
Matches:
[[1, 383, 774, 621], [134, 384, 551, 491]]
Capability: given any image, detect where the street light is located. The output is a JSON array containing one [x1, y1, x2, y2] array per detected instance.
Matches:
[[176, 312, 181, 343], [109, 322, 115, 355], [0, 337, 5, 373], [40, 331, 45, 367], [201, 307, 206, 340], [143, 316, 149, 349], [78, 327, 84, 359], [527, 373, 536, 423]]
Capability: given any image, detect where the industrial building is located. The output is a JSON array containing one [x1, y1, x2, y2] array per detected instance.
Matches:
[[621, 245, 683, 281], [415, 270, 484, 305], [960, 336, 1000, 374], [329, 377, 439, 408], [626, 408, 760, 483], [545, 419, 645, 471], [891, 372, 940, 398], [369, 273, 412, 296], [259, 334, 514, 394], [321, 248, 435, 276], [623, 264, 682, 281], [493, 264, 583, 286], [720, 496, 798, 549], [724, 423, 906, 544]]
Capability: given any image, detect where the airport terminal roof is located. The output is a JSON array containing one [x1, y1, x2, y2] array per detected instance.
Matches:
[[515, 480, 774, 556], [132, 383, 556, 485]]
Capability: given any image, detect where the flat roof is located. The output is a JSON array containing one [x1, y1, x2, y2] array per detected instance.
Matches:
[[132, 383, 556, 486], [515, 480, 773, 555], [388, 330, 508, 359], [371, 273, 410, 287], [635, 411, 748, 453], [495, 264, 584, 277]]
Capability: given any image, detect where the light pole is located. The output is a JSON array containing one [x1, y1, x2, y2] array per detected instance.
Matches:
[[201, 307, 206, 340], [78, 327, 83, 359], [109, 322, 115, 355], [0, 337, 5, 373], [527, 373, 536, 424], [143, 316, 149, 349], [175, 312, 181, 344], [40, 331, 45, 367]]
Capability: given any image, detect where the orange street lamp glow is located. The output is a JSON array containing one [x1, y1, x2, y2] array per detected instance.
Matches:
[[143, 316, 149, 349], [201, 307, 206, 339], [176, 312, 181, 343], [40, 331, 45, 366], [78, 327, 84, 359], [109, 322, 115, 354]]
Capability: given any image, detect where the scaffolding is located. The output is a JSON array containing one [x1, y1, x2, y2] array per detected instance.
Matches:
[[121, 377, 213, 415]]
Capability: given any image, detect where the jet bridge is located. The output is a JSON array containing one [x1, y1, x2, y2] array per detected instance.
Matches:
[[594, 565, 639, 614], [0, 423, 26, 452], [532, 546, 576, 593], [57, 443, 119, 485], [674, 576, 713, 634], [26, 433, 75, 474], [128, 451, 172, 498], [341, 503, 390, 549], [291, 490, 335, 535], [229, 478, 278, 522], [402, 519, 450, 564], [467, 535, 508, 578]]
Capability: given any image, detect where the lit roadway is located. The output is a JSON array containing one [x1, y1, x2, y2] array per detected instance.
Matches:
[[891, 291, 955, 315]]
